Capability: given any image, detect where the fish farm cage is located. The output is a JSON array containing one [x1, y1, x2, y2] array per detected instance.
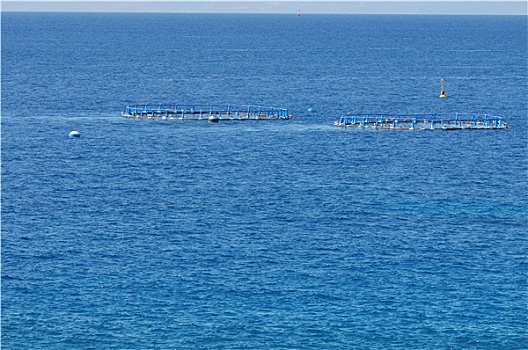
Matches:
[[334, 113, 508, 130], [122, 104, 292, 121]]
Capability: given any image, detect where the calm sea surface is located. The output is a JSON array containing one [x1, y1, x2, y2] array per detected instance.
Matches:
[[2, 13, 527, 349]]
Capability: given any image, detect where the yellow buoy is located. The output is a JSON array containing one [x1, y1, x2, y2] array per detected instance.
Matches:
[[439, 78, 446, 98]]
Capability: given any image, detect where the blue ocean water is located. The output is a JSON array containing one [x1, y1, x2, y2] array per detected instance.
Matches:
[[1, 12, 527, 349]]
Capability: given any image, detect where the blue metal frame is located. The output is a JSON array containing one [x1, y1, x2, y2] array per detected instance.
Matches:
[[335, 113, 508, 130], [122, 104, 291, 120]]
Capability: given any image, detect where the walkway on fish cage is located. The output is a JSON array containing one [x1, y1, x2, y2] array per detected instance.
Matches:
[[334, 113, 508, 130], [122, 104, 292, 121]]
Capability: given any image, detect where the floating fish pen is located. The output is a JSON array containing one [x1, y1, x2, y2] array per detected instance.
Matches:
[[334, 113, 508, 130], [122, 104, 292, 121]]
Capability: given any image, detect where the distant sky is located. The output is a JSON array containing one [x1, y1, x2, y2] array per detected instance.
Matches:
[[2, 1, 527, 15]]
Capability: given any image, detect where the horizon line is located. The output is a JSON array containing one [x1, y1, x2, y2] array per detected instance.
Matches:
[[2, 1, 527, 15]]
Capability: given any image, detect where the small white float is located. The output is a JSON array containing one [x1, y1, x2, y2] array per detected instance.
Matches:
[[68, 130, 81, 138]]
